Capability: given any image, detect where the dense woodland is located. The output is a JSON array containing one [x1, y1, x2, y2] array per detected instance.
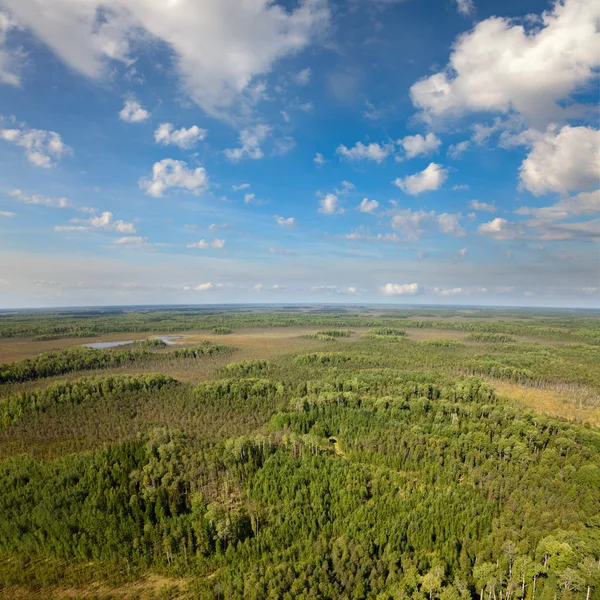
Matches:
[[0, 307, 598, 599]]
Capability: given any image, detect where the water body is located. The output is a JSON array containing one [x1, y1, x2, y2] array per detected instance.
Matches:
[[83, 340, 135, 349], [82, 336, 185, 349]]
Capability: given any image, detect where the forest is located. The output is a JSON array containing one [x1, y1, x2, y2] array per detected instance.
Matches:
[[0, 306, 598, 599]]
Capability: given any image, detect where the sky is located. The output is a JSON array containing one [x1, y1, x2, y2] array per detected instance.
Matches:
[[0, 0, 598, 309]]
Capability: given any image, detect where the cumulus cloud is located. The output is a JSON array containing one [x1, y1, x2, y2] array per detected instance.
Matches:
[[477, 217, 520, 241], [516, 190, 600, 220], [470, 200, 497, 212], [410, 0, 600, 126], [334, 181, 355, 196], [518, 126, 600, 196], [186, 238, 225, 249], [232, 183, 250, 192], [397, 133, 441, 160], [274, 215, 296, 227], [114, 236, 146, 244], [393, 162, 448, 195], [139, 159, 208, 197], [319, 193, 343, 215], [0, 121, 71, 167], [55, 211, 136, 234], [437, 213, 465, 236], [1, 0, 330, 117], [224, 125, 271, 161], [183, 282, 225, 291], [388, 208, 464, 240], [336, 141, 394, 163], [9, 189, 72, 209], [154, 123, 207, 149], [314, 152, 327, 166], [0, 210, 16, 217], [447, 140, 470, 159], [358, 198, 379, 213], [380, 283, 420, 296], [119, 98, 150, 123], [390, 209, 434, 241]]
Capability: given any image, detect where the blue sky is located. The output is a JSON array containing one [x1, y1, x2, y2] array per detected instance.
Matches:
[[0, 0, 598, 308]]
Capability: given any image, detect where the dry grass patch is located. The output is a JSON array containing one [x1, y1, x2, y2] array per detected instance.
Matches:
[[0, 573, 190, 599], [404, 328, 467, 341], [490, 380, 600, 427]]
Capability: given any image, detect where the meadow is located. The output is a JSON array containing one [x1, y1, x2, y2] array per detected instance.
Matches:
[[0, 306, 598, 599]]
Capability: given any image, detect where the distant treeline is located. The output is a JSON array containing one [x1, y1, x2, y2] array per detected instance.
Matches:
[[0, 343, 230, 384], [1, 309, 599, 344]]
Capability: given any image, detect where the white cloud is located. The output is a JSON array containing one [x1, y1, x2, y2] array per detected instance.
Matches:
[[154, 123, 207, 149], [2, 0, 330, 117], [358, 198, 379, 213], [319, 193, 343, 215], [273, 136, 296, 156], [0, 121, 71, 167], [309, 285, 361, 295], [437, 212, 465, 236], [380, 283, 420, 296], [433, 286, 488, 296], [254, 283, 263, 291], [224, 125, 271, 161], [477, 217, 520, 241], [447, 140, 470, 159], [343, 231, 403, 243], [232, 183, 250, 192], [410, 0, 600, 126], [516, 190, 600, 220], [470, 200, 497, 212], [314, 152, 327, 166], [274, 215, 296, 227], [208, 222, 230, 231], [269, 247, 295, 255], [433, 287, 463, 296], [393, 162, 448, 195], [139, 159, 208, 197], [334, 181, 355, 196], [454, 0, 474, 17], [55, 211, 136, 234], [0, 11, 22, 86], [397, 132, 441, 159], [458, 248, 468, 257], [336, 141, 394, 163], [0, 210, 16, 217], [518, 126, 600, 196], [295, 67, 311, 85], [452, 184, 469, 191], [183, 282, 224, 291], [186, 238, 225, 249], [114, 236, 146, 244], [119, 99, 150, 123], [9, 189, 72, 209], [390, 209, 434, 241], [244, 193, 256, 204]]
